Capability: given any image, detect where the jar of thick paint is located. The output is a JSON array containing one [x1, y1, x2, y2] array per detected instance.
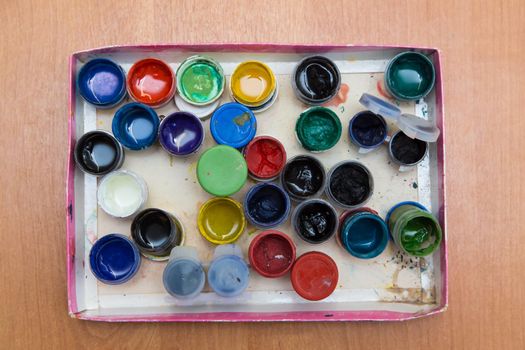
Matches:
[[386, 201, 442, 257], [77, 58, 127, 108], [159, 111, 205, 157], [337, 207, 378, 247], [384, 51, 436, 101], [197, 197, 246, 245], [292, 55, 341, 105], [326, 161, 373, 209], [295, 107, 342, 152], [112, 103, 160, 150], [292, 199, 337, 244], [281, 155, 326, 201], [244, 183, 291, 229], [97, 170, 148, 218], [163, 246, 205, 299], [248, 230, 296, 278], [243, 136, 287, 181], [339, 211, 389, 259], [210, 102, 257, 149], [131, 208, 185, 261], [89, 234, 141, 285], [207, 244, 250, 297], [291, 251, 338, 301], [348, 111, 388, 153], [74, 130, 124, 176], [358, 93, 441, 170], [127, 58, 176, 108], [176, 55, 225, 106]]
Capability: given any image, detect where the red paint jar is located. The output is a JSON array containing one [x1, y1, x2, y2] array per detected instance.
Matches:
[[243, 136, 286, 181], [248, 230, 296, 278], [290, 251, 338, 301], [127, 58, 175, 108], [337, 207, 378, 248]]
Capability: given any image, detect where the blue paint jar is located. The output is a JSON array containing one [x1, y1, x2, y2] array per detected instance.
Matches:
[[348, 111, 387, 153], [89, 234, 141, 284], [159, 112, 205, 156], [210, 102, 257, 148], [163, 246, 205, 299], [207, 245, 250, 297], [244, 183, 291, 229], [77, 58, 127, 108], [112, 103, 160, 150], [340, 212, 388, 259]]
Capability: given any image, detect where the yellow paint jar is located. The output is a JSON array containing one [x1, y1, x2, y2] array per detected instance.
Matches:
[[197, 197, 246, 244], [230, 61, 276, 107]]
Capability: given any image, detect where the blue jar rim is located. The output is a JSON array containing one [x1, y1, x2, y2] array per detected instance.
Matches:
[[210, 102, 257, 148], [112, 102, 160, 150], [78, 58, 127, 107]]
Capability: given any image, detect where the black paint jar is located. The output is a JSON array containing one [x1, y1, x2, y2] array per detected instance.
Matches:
[[389, 130, 428, 167], [292, 56, 341, 105], [74, 130, 124, 176], [292, 199, 337, 244], [281, 155, 326, 201], [326, 161, 374, 209]]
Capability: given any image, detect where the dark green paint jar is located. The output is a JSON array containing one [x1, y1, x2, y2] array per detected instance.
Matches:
[[295, 107, 342, 152], [385, 52, 435, 101]]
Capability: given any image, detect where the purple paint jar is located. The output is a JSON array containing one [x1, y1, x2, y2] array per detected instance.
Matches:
[[159, 112, 205, 156]]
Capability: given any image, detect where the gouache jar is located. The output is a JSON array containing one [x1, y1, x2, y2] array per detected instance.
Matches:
[[291, 251, 338, 301], [337, 207, 378, 247], [197, 145, 248, 196], [295, 107, 342, 152], [127, 58, 175, 108], [387, 202, 442, 257], [89, 234, 141, 285], [326, 161, 373, 209], [208, 244, 250, 297], [292, 55, 341, 105], [210, 102, 257, 148], [163, 246, 205, 299], [248, 230, 296, 278], [159, 112, 205, 156], [389, 130, 428, 167], [340, 212, 389, 259], [244, 183, 291, 229], [348, 111, 387, 153], [243, 136, 287, 181], [281, 155, 326, 201], [77, 58, 127, 108], [230, 61, 277, 108], [131, 208, 185, 261], [197, 197, 246, 244], [176, 55, 225, 106], [385, 51, 436, 101], [292, 199, 337, 244], [74, 130, 124, 176], [112, 103, 160, 150], [97, 170, 148, 218]]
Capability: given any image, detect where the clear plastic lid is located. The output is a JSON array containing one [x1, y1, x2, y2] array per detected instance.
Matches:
[[359, 93, 440, 142]]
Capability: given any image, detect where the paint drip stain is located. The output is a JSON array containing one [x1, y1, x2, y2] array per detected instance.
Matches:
[[323, 83, 350, 107], [376, 80, 393, 99], [233, 112, 251, 126]]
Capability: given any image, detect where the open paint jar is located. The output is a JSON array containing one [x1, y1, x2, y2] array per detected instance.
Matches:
[[281, 155, 326, 201], [198, 197, 246, 244], [340, 211, 388, 259], [348, 111, 388, 153], [359, 93, 440, 170], [159, 111, 204, 156], [163, 246, 205, 299], [210, 102, 257, 148], [131, 208, 185, 261], [77, 58, 127, 108], [291, 251, 338, 301], [386, 201, 442, 257], [74, 130, 124, 176], [230, 60, 277, 111], [385, 51, 435, 101], [208, 244, 250, 297], [337, 207, 377, 247], [127, 58, 175, 108], [295, 107, 342, 152], [97, 170, 148, 218], [197, 145, 248, 196], [112, 103, 160, 150], [176, 55, 225, 106], [326, 161, 373, 209], [89, 234, 141, 285], [243, 136, 287, 181], [249, 230, 296, 278], [292, 55, 341, 105], [244, 183, 291, 229], [292, 199, 337, 244]]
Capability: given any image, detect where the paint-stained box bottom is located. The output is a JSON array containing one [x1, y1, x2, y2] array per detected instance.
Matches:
[[66, 44, 447, 322]]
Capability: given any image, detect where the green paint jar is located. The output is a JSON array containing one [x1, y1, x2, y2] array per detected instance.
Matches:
[[176, 55, 225, 106], [387, 202, 442, 257], [295, 107, 342, 152], [385, 51, 435, 101]]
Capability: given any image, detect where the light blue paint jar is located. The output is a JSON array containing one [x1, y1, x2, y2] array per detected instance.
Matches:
[[207, 244, 250, 297], [162, 246, 206, 299]]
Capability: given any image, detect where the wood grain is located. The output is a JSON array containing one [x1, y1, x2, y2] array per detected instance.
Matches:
[[0, 0, 524, 349]]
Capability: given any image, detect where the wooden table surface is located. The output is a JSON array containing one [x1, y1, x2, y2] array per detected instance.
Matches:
[[1, 0, 524, 349]]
